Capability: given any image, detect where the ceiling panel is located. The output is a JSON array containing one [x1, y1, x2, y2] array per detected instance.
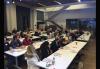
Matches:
[[4, 0, 96, 7]]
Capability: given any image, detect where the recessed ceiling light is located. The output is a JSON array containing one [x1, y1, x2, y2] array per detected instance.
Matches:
[[46, 6, 63, 12], [20, 0, 22, 1], [12, 1, 15, 3], [54, 1, 62, 5], [78, 0, 81, 2], [37, 3, 46, 6], [6, 1, 10, 4]]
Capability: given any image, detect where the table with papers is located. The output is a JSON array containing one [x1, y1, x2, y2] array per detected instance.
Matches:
[[36, 41, 87, 69], [77, 32, 91, 42], [4, 38, 55, 68], [5, 47, 27, 69]]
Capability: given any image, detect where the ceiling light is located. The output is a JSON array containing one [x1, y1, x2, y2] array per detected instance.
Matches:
[[65, 4, 88, 10], [37, 3, 47, 6], [54, 1, 62, 5], [78, 0, 81, 2], [46, 6, 63, 12], [20, 0, 22, 1], [6, 1, 10, 4], [12, 1, 15, 3]]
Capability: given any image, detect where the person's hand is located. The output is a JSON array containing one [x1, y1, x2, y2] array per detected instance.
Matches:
[[20, 45, 25, 49]]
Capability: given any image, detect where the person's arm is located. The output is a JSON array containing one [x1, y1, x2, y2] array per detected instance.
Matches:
[[17, 39, 22, 47], [10, 41, 15, 49]]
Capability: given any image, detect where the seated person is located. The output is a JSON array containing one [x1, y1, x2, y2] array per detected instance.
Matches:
[[79, 30, 84, 35], [25, 44, 40, 69], [59, 38, 69, 47], [55, 32, 60, 39], [20, 31, 25, 38], [40, 41, 51, 60], [27, 31, 32, 38], [57, 36, 66, 47], [4, 37, 10, 51], [4, 37, 15, 67], [65, 29, 68, 35], [10, 34, 22, 49], [34, 30, 41, 36], [70, 33, 77, 41], [50, 38, 60, 53], [46, 28, 52, 35], [12, 28, 17, 35], [23, 35, 33, 46]]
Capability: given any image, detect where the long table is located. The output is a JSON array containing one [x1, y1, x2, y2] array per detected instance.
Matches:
[[77, 32, 91, 42], [35, 41, 87, 69], [5, 47, 27, 69], [4, 38, 55, 69], [4, 31, 90, 69]]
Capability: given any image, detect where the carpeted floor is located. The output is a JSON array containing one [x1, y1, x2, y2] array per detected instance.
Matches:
[[82, 38, 96, 69]]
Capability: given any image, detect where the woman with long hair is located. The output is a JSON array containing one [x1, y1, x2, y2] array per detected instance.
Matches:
[[25, 44, 40, 69], [40, 41, 51, 60]]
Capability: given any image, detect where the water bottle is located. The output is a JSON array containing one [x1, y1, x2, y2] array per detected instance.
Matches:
[[46, 61, 49, 67], [52, 57, 55, 65]]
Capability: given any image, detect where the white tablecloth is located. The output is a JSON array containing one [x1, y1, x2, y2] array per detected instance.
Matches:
[[77, 32, 91, 41], [36, 41, 87, 69]]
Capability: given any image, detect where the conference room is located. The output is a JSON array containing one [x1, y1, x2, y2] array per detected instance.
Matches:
[[4, 0, 96, 69]]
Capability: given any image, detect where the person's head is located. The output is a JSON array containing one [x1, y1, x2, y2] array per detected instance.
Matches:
[[55, 37, 59, 42], [27, 45, 35, 54], [41, 41, 49, 48], [24, 34, 29, 39], [13, 34, 19, 40], [59, 36, 63, 40], [25, 45, 36, 58]]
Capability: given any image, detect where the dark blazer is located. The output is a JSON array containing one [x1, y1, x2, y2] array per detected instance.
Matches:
[[40, 41, 51, 60], [10, 39, 22, 49], [50, 40, 59, 53]]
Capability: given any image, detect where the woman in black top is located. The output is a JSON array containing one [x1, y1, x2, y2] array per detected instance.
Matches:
[[40, 41, 51, 60]]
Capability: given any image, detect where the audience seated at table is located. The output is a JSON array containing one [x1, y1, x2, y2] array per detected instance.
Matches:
[[23, 35, 33, 46], [79, 29, 84, 35], [10, 34, 22, 49], [57, 36, 69, 48], [25, 44, 40, 69], [70, 32, 77, 41], [40, 41, 51, 60]]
